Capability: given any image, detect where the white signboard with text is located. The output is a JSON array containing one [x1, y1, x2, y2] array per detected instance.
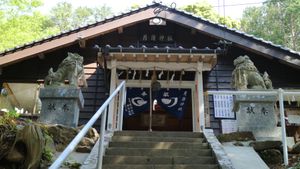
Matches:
[[213, 94, 235, 118], [221, 119, 237, 134]]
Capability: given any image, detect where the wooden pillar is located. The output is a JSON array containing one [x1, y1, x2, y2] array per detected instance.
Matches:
[[191, 87, 197, 132], [107, 59, 117, 131], [196, 62, 205, 132]]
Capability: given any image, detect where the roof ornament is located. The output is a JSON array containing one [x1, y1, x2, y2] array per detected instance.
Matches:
[[152, 0, 162, 4], [153, 2, 177, 15], [170, 2, 176, 9]]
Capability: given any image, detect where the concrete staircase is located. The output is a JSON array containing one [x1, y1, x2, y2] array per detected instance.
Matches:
[[102, 131, 219, 169]]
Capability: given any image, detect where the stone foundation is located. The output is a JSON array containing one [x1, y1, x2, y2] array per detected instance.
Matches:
[[39, 87, 84, 127]]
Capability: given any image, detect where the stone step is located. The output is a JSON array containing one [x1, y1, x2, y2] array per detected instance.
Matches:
[[114, 131, 204, 138], [102, 164, 219, 169], [111, 136, 205, 143], [105, 148, 212, 156], [103, 155, 216, 165], [109, 141, 209, 149]]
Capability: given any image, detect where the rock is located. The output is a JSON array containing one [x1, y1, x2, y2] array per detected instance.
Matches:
[[77, 125, 99, 142], [64, 161, 81, 169], [259, 149, 282, 165], [292, 142, 300, 153], [86, 128, 99, 142], [79, 137, 95, 147], [233, 141, 244, 146], [55, 143, 66, 152], [75, 137, 95, 153], [217, 132, 256, 142], [76, 146, 92, 153], [45, 124, 78, 151], [249, 140, 282, 151], [44, 124, 98, 152]]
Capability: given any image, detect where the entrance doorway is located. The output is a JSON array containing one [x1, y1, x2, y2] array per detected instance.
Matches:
[[123, 88, 193, 131]]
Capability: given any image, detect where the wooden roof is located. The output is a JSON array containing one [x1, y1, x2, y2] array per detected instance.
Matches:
[[0, 3, 300, 68]]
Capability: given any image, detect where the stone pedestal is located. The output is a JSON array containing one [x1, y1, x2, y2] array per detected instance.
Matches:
[[234, 94, 277, 137], [39, 87, 84, 127]]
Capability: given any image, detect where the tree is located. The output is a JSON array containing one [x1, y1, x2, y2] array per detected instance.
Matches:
[[181, 1, 240, 29], [241, 0, 300, 51], [0, 0, 59, 52], [0, 1, 114, 52], [49, 2, 113, 32], [92, 5, 113, 22], [49, 2, 73, 31]]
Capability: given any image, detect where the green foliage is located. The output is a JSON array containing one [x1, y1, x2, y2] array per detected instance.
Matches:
[[0, 12, 59, 51], [41, 146, 53, 163], [0, 110, 19, 122], [241, 0, 300, 51], [130, 4, 140, 10], [92, 5, 113, 22], [63, 161, 81, 169], [181, 0, 240, 29], [293, 162, 300, 169], [0, 0, 43, 20], [0, 0, 112, 52], [0, 110, 19, 131], [5, 110, 20, 119], [0, 0, 59, 52], [49, 2, 73, 31], [49, 2, 113, 32]]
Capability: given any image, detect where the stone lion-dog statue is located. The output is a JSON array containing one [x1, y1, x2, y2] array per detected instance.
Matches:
[[232, 55, 273, 90], [44, 52, 87, 87]]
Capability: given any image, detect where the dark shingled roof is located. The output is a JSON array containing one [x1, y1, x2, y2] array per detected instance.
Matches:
[[0, 2, 299, 59], [102, 45, 224, 54]]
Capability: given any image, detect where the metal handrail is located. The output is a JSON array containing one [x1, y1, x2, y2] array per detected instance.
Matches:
[[207, 89, 300, 166], [49, 81, 126, 169]]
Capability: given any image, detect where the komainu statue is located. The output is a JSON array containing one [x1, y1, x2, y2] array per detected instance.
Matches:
[[232, 55, 273, 90], [44, 52, 87, 87]]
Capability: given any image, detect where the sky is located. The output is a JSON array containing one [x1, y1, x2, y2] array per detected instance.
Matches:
[[41, 0, 265, 20]]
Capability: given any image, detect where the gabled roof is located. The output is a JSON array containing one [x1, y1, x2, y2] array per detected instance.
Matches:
[[0, 2, 300, 68]]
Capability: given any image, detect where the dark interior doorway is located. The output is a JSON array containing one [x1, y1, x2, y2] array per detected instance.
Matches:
[[123, 96, 193, 131]]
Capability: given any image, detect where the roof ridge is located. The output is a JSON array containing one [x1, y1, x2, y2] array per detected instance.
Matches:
[[0, 2, 299, 58]]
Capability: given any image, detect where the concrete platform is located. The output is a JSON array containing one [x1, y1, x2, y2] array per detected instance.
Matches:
[[223, 146, 269, 169]]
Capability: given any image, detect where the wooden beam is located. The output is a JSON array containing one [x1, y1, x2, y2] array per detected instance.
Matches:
[[107, 59, 117, 131], [191, 29, 197, 35], [78, 37, 86, 48], [38, 53, 45, 59], [118, 27, 123, 34], [108, 61, 213, 71], [196, 62, 205, 132], [2, 83, 20, 107], [124, 80, 195, 88]]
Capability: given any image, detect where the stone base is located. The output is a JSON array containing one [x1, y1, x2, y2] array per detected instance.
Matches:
[[39, 87, 84, 127], [235, 94, 277, 137]]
